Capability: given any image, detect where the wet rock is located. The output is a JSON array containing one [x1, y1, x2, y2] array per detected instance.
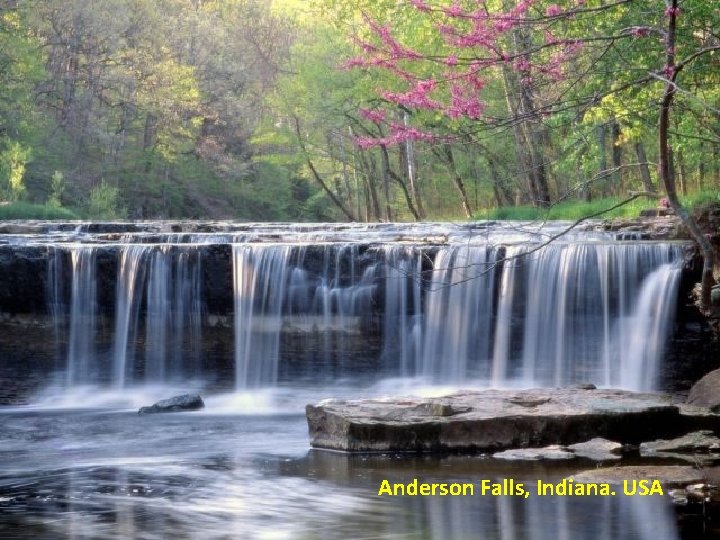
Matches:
[[597, 215, 688, 240], [567, 438, 623, 461], [138, 394, 205, 414], [640, 431, 720, 463], [573, 466, 704, 487], [306, 388, 685, 453], [687, 369, 720, 411], [493, 445, 574, 461], [572, 383, 597, 390]]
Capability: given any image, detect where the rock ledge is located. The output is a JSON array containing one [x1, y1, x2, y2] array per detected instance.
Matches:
[[306, 388, 689, 453]]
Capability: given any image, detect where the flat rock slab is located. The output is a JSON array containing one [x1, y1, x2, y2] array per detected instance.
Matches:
[[306, 388, 684, 453], [573, 466, 704, 487], [641, 430, 720, 455]]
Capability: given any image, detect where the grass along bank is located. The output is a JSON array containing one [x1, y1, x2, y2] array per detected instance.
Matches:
[[0, 202, 80, 220], [477, 192, 720, 222]]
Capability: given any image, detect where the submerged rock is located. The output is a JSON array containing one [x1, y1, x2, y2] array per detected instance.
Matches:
[[572, 466, 704, 487], [138, 394, 205, 414], [568, 438, 623, 461], [493, 445, 574, 461], [306, 388, 684, 453], [640, 431, 720, 463]]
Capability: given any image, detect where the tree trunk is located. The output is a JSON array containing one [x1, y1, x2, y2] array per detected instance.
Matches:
[[381, 144, 420, 221], [403, 112, 425, 218], [293, 116, 356, 222], [659, 0, 715, 311], [597, 123, 608, 196], [513, 24, 551, 207], [356, 148, 382, 221], [677, 148, 688, 196], [634, 142, 655, 193], [501, 66, 537, 204], [611, 121, 623, 192], [439, 144, 473, 218]]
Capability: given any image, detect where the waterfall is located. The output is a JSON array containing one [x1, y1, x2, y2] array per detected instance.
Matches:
[[233, 245, 292, 389], [112, 246, 149, 388], [420, 245, 498, 380], [42, 225, 686, 392], [48, 243, 204, 389], [144, 247, 203, 382], [66, 247, 98, 385], [381, 246, 423, 377], [616, 263, 682, 390]]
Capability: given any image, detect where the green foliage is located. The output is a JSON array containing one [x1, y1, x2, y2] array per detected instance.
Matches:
[[685, 190, 720, 209], [47, 171, 65, 208], [0, 201, 78, 220], [0, 0, 715, 222], [0, 140, 30, 201], [86, 181, 126, 220], [480, 197, 655, 221]]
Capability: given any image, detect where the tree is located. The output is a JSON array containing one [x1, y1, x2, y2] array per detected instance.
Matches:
[[343, 0, 718, 304]]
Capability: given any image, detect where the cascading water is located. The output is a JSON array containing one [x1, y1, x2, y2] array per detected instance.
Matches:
[[420, 245, 499, 380], [66, 247, 98, 385], [37, 223, 686, 393], [233, 244, 293, 388], [113, 245, 149, 388], [615, 263, 682, 390], [144, 247, 203, 382]]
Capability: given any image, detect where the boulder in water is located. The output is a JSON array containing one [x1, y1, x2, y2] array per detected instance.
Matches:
[[138, 394, 205, 414], [567, 438, 624, 461], [493, 445, 575, 461]]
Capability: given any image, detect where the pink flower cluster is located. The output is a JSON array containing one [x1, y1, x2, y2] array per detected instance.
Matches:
[[545, 4, 563, 17], [359, 108, 386, 124], [381, 80, 443, 110], [444, 3, 463, 17], [355, 123, 437, 149], [410, 0, 431, 12], [447, 83, 485, 119]]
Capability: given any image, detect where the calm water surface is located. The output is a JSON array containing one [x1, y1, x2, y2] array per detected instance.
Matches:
[[0, 385, 697, 539]]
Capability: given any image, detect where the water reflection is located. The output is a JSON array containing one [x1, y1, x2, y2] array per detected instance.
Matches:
[[0, 409, 692, 539]]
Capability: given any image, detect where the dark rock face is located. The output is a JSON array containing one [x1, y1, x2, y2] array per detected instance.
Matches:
[[138, 394, 205, 414], [306, 388, 694, 453], [687, 369, 720, 411]]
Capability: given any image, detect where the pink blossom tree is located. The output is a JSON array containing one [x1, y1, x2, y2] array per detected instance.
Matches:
[[346, 0, 718, 306]]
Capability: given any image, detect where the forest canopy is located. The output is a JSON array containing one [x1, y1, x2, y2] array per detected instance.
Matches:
[[0, 0, 718, 221]]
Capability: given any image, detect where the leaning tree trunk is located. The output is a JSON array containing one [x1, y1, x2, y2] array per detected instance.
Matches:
[[660, 0, 715, 311], [293, 116, 356, 222], [438, 144, 473, 219]]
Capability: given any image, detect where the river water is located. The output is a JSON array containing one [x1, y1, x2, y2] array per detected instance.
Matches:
[[0, 385, 690, 540]]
